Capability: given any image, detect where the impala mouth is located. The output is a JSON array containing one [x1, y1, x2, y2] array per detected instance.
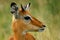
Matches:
[[31, 27, 45, 32], [25, 27, 45, 32], [22, 26, 46, 35], [38, 27, 45, 32]]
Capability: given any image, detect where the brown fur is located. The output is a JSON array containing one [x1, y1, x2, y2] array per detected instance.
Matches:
[[9, 6, 45, 40]]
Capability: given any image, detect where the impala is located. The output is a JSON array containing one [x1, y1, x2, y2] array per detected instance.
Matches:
[[9, 2, 46, 40]]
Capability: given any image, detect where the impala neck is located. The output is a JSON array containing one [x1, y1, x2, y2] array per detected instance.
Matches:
[[14, 31, 25, 40], [13, 24, 26, 40], [12, 20, 25, 40]]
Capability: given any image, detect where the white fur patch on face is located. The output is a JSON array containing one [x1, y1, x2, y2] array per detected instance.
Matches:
[[24, 19, 31, 24], [12, 15, 17, 22], [22, 30, 28, 35], [23, 15, 32, 19]]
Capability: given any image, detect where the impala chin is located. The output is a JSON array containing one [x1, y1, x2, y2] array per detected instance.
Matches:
[[38, 27, 45, 32]]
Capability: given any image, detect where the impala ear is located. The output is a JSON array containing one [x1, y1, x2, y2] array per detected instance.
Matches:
[[21, 3, 31, 11], [10, 2, 18, 14], [25, 3, 31, 10]]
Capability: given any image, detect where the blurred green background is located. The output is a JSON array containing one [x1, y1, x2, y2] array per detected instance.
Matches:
[[0, 0, 60, 40]]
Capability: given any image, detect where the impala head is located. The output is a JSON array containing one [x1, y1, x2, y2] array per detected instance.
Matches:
[[10, 2, 46, 32]]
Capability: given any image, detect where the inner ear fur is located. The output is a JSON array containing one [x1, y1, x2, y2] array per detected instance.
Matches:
[[10, 2, 18, 13]]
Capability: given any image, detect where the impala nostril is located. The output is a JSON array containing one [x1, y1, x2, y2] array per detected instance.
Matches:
[[43, 25, 46, 27]]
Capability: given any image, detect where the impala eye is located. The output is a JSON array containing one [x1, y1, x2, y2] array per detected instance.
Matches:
[[24, 16, 31, 20]]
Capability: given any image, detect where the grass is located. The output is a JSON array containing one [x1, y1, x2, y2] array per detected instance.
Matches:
[[0, 0, 60, 40]]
